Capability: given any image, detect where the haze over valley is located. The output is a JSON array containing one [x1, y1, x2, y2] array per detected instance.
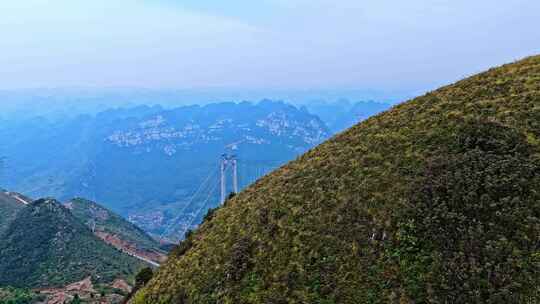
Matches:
[[0, 98, 390, 240]]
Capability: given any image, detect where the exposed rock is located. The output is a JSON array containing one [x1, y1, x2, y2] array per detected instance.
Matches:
[[39, 277, 129, 304], [112, 279, 132, 293], [66, 277, 95, 293], [45, 292, 73, 304]]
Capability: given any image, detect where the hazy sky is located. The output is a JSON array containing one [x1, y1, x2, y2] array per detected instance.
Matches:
[[1, 0, 538, 91]]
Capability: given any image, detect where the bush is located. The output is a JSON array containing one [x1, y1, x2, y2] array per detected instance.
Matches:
[[135, 267, 154, 288], [170, 230, 195, 258], [390, 122, 540, 302]]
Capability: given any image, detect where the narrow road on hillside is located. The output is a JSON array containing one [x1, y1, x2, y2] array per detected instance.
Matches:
[[12, 195, 30, 205], [122, 250, 161, 267]]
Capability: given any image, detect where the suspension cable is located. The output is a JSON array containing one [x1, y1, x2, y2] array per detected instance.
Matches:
[[160, 165, 219, 239], [181, 176, 220, 236]]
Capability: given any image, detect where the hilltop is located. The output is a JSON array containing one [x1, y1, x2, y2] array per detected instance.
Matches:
[[134, 55, 540, 303], [0, 198, 146, 288]]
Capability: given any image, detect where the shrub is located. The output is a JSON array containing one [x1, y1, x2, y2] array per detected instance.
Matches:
[[135, 267, 154, 288], [390, 122, 540, 302]]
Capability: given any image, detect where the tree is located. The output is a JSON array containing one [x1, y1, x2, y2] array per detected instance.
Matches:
[[170, 230, 194, 258], [71, 294, 82, 304], [122, 268, 155, 304], [135, 267, 154, 288]]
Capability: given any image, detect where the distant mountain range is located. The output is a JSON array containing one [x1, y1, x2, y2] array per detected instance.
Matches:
[[305, 100, 391, 132], [0, 101, 328, 238], [0, 87, 404, 121], [0, 99, 390, 239]]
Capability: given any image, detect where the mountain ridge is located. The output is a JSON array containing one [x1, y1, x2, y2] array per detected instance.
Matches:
[[66, 197, 168, 264], [0, 198, 146, 289]]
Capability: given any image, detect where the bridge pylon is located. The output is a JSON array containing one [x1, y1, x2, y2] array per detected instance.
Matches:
[[220, 154, 238, 204]]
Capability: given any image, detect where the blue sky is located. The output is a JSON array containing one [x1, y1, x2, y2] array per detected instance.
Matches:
[[0, 0, 538, 92]]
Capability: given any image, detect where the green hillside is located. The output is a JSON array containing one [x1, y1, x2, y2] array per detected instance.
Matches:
[[134, 55, 540, 304], [67, 198, 164, 253], [0, 287, 43, 304], [0, 190, 27, 238], [0, 199, 146, 288]]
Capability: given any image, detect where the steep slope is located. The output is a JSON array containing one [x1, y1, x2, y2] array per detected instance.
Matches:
[[0, 199, 146, 288], [135, 55, 540, 304], [0, 190, 30, 237], [66, 198, 167, 264]]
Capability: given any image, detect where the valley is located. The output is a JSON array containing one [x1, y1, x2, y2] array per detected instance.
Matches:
[[0, 100, 388, 240]]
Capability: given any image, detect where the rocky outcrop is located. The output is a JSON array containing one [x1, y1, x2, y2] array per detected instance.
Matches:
[[112, 279, 132, 294], [65, 277, 95, 293], [39, 277, 131, 304]]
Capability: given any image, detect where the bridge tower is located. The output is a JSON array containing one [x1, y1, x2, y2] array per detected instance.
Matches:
[[220, 154, 238, 204]]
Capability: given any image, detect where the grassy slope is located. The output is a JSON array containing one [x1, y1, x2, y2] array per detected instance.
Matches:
[[0, 199, 146, 288], [67, 198, 162, 252], [135, 55, 540, 303]]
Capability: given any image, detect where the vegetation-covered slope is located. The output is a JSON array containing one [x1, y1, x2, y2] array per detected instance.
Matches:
[[67, 198, 167, 263], [0, 287, 43, 304], [0, 199, 145, 288], [0, 190, 28, 238], [134, 55, 540, 304]]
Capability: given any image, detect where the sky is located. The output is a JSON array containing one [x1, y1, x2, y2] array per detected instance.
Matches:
[[0, 0, 539, 92]]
